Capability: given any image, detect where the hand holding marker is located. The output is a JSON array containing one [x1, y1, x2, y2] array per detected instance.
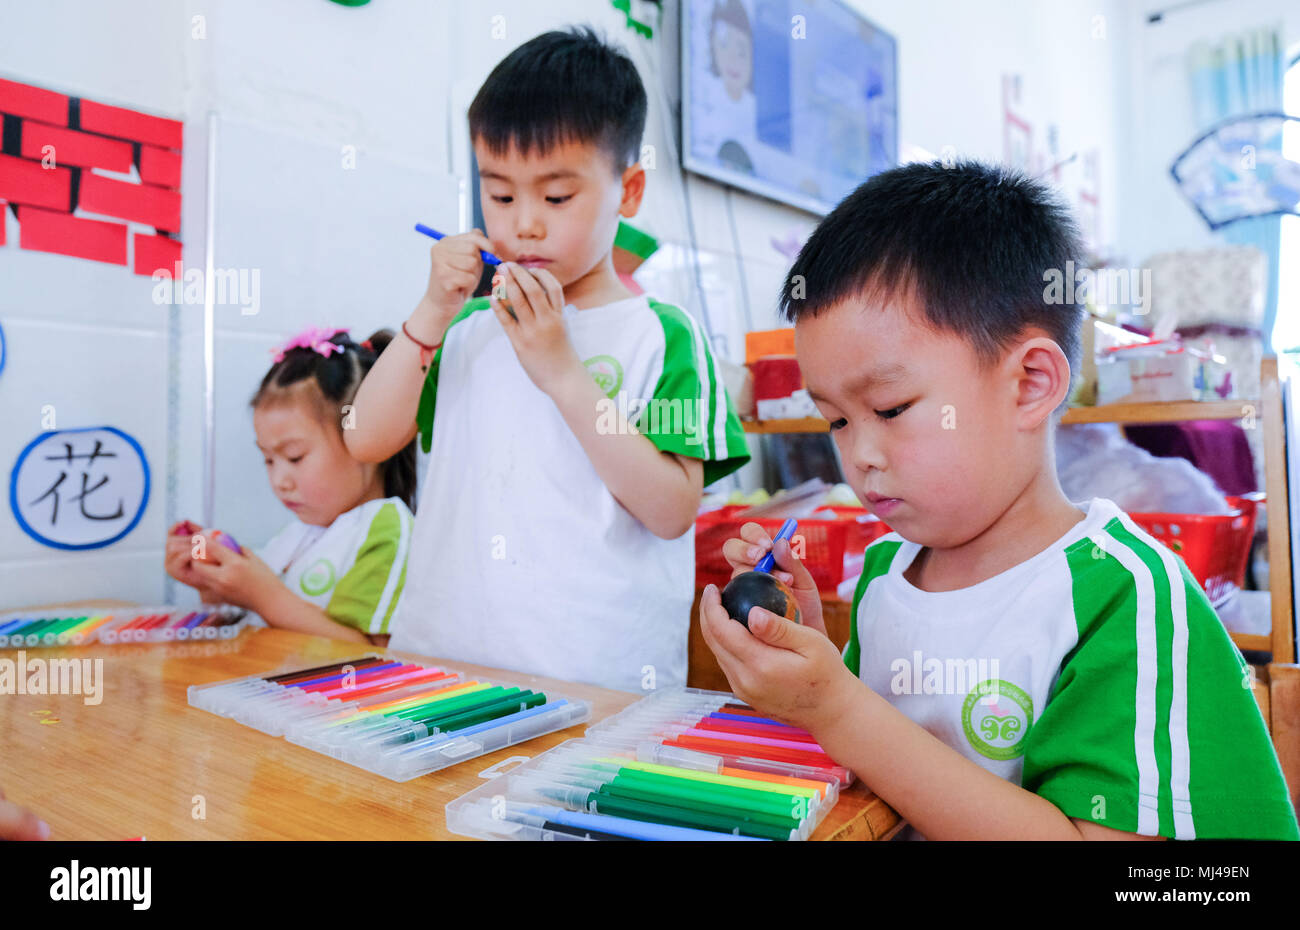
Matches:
[[721, 518, 802, 628], [413, 223, 515, 320]]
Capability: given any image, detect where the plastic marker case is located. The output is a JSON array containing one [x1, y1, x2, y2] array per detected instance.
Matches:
[[0, 604, 251, 648], [188, 655, 592, 782], [445, 687, 846, 841], [586, 686, 854, 786]]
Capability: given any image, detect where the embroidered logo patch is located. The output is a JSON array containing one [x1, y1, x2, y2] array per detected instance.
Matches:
[[300, 558, 337, 596], [961, 678, 1033, 760], [583, 354, 624, 398]]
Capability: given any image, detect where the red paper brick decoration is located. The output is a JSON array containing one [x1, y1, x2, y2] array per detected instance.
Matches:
[[0, 77, 182, 273]]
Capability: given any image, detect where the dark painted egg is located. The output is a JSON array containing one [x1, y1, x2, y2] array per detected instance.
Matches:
[[721, 571, 801, 628]]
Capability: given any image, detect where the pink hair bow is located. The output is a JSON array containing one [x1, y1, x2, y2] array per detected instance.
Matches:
[[271, 326, 349, 363]]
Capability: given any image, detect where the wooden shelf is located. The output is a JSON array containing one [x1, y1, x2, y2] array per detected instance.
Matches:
[[742, 417, 830, 434], [1231, 632, 1272, 653], [1062, 400, 1250, 425]]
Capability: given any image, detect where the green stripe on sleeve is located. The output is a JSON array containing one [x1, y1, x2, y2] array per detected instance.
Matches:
[[1023, 523, 1299, 839], [325, 502, 409, 635], [641, 299, 750, 485], [844, 537, 903, 677], [416, 297, 492, 454]]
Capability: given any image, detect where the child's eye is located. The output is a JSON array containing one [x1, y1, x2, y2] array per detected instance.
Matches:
[[491, 195, 512, 204], [875, 403, 910, 420], [828, 417, 849, 432], [546, 195, 572, 204], [288, 455, 304, 464]]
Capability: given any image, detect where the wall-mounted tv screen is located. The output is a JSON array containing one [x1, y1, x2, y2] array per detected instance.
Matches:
[[681, 0, 898, 216]]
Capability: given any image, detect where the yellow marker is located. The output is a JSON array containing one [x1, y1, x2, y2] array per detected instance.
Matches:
[[592, 756, 819, 798]]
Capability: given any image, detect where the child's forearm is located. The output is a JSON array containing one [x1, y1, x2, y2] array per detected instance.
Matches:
[[254, 583, 370, 644], [815, 676, 1100, 840], [344, 298, 447, 463], [549, 364, 702, 539]]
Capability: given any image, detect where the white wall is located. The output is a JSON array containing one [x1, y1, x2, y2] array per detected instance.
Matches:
[[1113, 0, 1299, 266], [0, 0, 1138, 608]]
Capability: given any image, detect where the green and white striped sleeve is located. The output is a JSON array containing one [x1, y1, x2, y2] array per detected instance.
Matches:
[[325, 502, 413, 635], [1022, 516, 1299, 840], [844, 537, 904, 677], [640, 299, 750, 486], [416, 297, 492, 454]]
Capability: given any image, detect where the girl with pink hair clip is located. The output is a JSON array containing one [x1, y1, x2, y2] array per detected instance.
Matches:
[[164, 327, 416, 645]]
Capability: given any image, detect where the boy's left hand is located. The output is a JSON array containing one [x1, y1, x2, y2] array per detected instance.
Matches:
[[189, 534, 280, 613], [699, 582, 860, 735], [490, 262, 583, 396]]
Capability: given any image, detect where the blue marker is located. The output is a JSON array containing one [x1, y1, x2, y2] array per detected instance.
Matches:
[[414, 223, 501, 265], [755, 518, 798, 574], [522, 804, 766, 841]]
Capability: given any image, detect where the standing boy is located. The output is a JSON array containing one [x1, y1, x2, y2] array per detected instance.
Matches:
[[349, 27, 749, 691]]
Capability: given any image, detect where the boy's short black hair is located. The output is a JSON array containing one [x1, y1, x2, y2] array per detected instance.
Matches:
[[468, 25, 647, 176], [779, 160, 1085, 381]]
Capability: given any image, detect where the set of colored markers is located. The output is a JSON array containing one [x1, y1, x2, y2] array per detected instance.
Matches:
[[446, 688, 846, 841], [0, 605, 250, 648], [587, 686, 854, 786], [188, 656, 591, 781]]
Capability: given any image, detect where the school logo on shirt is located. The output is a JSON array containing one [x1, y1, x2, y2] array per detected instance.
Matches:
[[299, 558, 337, 596], [583, 354, 624, 398], [961, 679, 1033, 760]]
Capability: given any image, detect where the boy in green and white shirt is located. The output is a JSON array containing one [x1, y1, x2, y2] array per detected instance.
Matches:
[[699, 161, 1297, 840], [350, 29, 750, 691]]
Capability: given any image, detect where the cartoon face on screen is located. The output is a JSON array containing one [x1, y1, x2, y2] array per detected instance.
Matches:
[[709, 0, 753, 101]]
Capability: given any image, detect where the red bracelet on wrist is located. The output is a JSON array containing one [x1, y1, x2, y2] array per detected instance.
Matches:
[[402, 320, 442, 372]]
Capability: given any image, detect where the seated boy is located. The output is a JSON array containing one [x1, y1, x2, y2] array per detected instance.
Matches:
[[700, 160, 1298, 839], [347, 27, 749, 692]]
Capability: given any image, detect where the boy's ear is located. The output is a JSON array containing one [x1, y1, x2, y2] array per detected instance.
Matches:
[[1011, 335, 1071, 429], [619, 161, 646, 217]]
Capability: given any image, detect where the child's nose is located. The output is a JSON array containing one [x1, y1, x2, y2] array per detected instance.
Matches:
[[849, 430, 887, 474], [514, 206, 544, 240]]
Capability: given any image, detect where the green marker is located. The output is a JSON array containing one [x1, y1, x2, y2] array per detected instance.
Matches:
[[551, 760, 806, 819], [41, 616, 88, 644], [587, 790, 795, 841], [599, 778, 802, 830]]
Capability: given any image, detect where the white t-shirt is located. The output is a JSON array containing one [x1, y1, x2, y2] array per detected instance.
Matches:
[[390, 294, 749, 692], [258, 496, 413, 635], [848, 496, 1293, 840]]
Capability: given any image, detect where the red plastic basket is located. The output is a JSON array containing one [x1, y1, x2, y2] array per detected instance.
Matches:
[[695, 505, 892, 592], [1126, 496, 1258, 607]]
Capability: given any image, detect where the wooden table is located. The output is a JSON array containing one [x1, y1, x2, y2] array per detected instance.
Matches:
[[1, 600, 901, 840]]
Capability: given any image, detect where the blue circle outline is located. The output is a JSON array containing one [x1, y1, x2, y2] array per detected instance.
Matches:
[[9, 425, 151, 551]]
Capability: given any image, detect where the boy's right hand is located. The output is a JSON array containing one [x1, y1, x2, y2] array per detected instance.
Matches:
[[419, 227, 500, 327], [722, 522, 826, 635]]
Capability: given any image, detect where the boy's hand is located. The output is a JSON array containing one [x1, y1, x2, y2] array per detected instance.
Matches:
[[490, 262, 583, 397], [421, 227, 498, 326], [722, 522, 825, 634], [699, 582, 860, 735], [189, 534, 281, 613]]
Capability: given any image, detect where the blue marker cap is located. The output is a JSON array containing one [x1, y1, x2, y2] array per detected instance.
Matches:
[[414, 223, 501, 265], [755, 518, 798, 574]]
